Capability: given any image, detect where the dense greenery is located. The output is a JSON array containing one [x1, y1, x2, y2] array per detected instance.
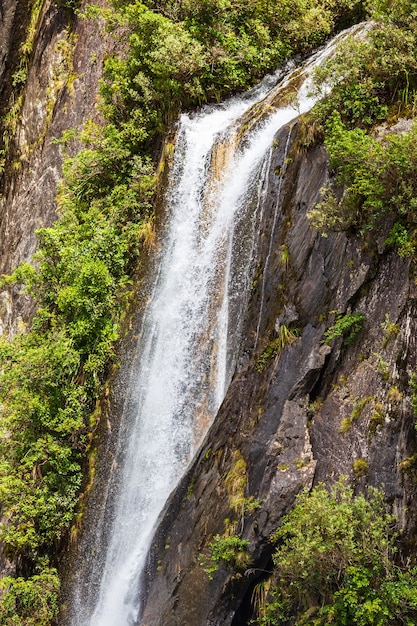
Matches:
[[142, 0, 364, 96], [88, 0, 365, 143], [0, 568, 60, 625], [0, 120, 154, 620], [308, 113, 417, 241], [313, 0, 417, 128], [308, 1, 417, 244], [255, 479, 417, 625]]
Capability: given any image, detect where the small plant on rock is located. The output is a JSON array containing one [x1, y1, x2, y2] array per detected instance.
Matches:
[[256, 325, 300, 372], [199, 534, 250, 580], [324, 310, 364, 345]]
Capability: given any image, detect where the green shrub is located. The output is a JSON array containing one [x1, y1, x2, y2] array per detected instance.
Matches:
[[96, 3, 208, 130], [256, 478, 417, 625], [308, 114, 417, 239], [199, 534, 250, 579], [0, 566, 60, 625], [91, 0, 366, 137], [386, 223, 415, 258], [313, 1, 417, 129], [0, 100, 155, 620], [307, 4, 417, 242]]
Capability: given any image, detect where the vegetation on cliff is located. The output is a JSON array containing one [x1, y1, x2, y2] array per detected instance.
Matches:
[[256, 2, 417, 623], [255, 479, 417, 625], [308, 0, 417, 247], [0, 125, 155, 622], [0, 0, 417, 623]]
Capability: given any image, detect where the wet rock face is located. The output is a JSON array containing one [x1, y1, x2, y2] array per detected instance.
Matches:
[[0, 0, 31, 119], [140, 121, 417, 625], [0, 0, 109, 336]]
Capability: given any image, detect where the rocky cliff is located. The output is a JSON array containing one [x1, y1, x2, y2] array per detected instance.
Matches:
[[0, 0, 108, 336], [139, 120, 417, 625]]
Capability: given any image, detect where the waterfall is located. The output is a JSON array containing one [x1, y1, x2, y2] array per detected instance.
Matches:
[[68, 23, 368, 626]]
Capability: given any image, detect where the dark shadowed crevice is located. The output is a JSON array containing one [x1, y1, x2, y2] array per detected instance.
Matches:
[[231, 555, 274, 626]]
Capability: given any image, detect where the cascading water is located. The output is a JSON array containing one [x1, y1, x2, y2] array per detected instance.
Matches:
[[69, 23, 368, 626]]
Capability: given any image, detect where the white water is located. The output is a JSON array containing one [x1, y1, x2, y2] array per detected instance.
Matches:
[[70, 24, 367, 626]]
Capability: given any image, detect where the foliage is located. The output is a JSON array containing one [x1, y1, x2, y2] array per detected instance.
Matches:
[[340, 396, 372, 434], [224, 451, 248, 515], [256, 325, 300, 372], [352, 457, 369, 477], [255, 478, 417, 625], [89, 0, 365, 142], [91, 2, 208, 133], [1, 0, 415, 620], [313, 1, 417, 128], [0, 565, 59, 626], [224, 451, 262, 517], [350, 396, 373, 421], [323, 310, 364, 345], [381, 314, 401, 347], [199, 450, 257, 579], [10, 0, 44, 90], [199, 534, 250, 579], [308, 114, 417, 237], [385, 223, 415, 258], [0, 100, 155, 623], [308, 3, 417, 243], [339, 417, 353, 434], [308, 113, 386, 233]]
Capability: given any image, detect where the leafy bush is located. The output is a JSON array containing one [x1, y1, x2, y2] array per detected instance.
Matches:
[[308, 110, 417, 236], [93, 0, 365, 138], [0, 566, 59, 625], [95, 3, 208, 132], [308, 3, 417, 242], [256, 478, 417, 625], [313, 0, 417, 128], [386, 223, 415, 258], [199, 534, 250, 579]]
